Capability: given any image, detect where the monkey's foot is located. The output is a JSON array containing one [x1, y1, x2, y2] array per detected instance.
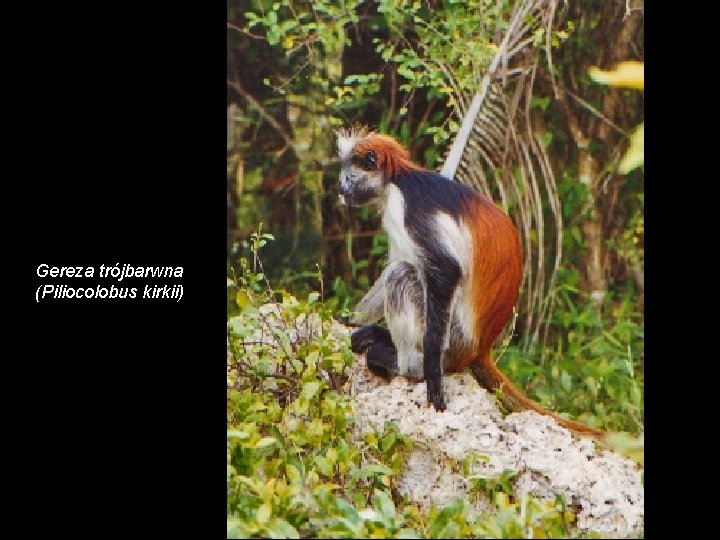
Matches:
[[350, 325, 393, 353], [366, 344, 398, 380], [426, 378, 447, 411]]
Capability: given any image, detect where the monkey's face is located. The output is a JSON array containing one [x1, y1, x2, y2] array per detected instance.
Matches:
[[338, 148, 385, 207]]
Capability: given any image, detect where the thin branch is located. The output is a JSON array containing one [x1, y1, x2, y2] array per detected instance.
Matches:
[[227, 78, 293, 153], [564, 89, 628, 136], [227, 21, 265, 40]]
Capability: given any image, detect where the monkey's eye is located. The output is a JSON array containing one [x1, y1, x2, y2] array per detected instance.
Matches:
[[362, 150, 377, 171], [352, 150, 377, 172]]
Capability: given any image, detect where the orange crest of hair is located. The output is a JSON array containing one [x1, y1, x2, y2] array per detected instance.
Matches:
[[336, 125, 420, 178]]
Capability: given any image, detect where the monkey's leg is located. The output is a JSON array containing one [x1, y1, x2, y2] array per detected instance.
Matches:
[[351, 261, 422, 380], [365, 343, 398, 379], [348, 263, 400, 376], [350, 325, 393, 353], [384, 261, 426, 381], [421, 253, 462, 412]]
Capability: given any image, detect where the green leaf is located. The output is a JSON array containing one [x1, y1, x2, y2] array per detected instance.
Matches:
[[285, 463, 301, 483], [256, 437, 277, 448], [374, 488, 396, 519], [428, 510, 450, 536], [227, 518, 249, 539], [267, 517, 299, 539], [313, 455, 334, 477], [428, 500, 466, 538], [301, 381, 321, 401], [272, 327, 293, 358], [380, 431, 396, 452], [396, 528, 422, 538], [560, 370, 572, 392], [530, 96, 551, 111], [539, 131, 553, 148]]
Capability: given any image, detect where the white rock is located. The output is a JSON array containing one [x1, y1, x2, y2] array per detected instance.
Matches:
[[346, 360, 644, 537]]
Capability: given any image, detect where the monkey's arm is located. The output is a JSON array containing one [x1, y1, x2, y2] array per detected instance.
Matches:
[[350, 268, 389, 325], [422, 251, 462, 411]]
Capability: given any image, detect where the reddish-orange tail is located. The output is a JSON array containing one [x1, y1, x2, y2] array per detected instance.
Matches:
[[470, 352, 607, 442]]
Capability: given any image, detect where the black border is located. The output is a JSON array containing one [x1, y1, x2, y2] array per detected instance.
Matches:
[[643, 7, 716, 538], [13, 4, 226, 535]]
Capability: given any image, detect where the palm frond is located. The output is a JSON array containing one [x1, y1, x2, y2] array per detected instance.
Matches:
[[440, 0, 563, 354]]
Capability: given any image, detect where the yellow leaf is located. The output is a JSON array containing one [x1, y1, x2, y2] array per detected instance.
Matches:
[[261, 478, 277, 504], [236, 475, 263, 494], [307, 469, 319, 486], [256, 503, 272, 525], [255, 437, 278, 448], [285, 464, 301, 483], [495, 492, 510, 508], [619, 123, 644, 174], [236, 290, 252, 307], [589, 61, 644, 89]]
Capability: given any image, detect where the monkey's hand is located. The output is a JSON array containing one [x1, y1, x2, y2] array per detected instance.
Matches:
[[335, 314, 351, 326], [426, 377, 447, 412]]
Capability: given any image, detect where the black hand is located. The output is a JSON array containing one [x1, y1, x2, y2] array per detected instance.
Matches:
[[335, 314, 351, 326]]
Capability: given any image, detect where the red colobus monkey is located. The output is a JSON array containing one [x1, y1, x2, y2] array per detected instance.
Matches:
[[337, 126, 604, 439]]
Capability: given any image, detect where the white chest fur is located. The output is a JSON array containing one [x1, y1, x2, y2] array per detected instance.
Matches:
[[382, 185, 419, 266]]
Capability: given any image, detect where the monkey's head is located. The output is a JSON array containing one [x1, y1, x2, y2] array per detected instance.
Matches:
[[336, 126, 419, 206]]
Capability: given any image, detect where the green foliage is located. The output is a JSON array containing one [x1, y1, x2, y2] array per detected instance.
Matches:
[[373, 0, 504, 146], [333, 73, 384, 110], [243, 0, 360, 66], [499, 286, 643, 434]]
